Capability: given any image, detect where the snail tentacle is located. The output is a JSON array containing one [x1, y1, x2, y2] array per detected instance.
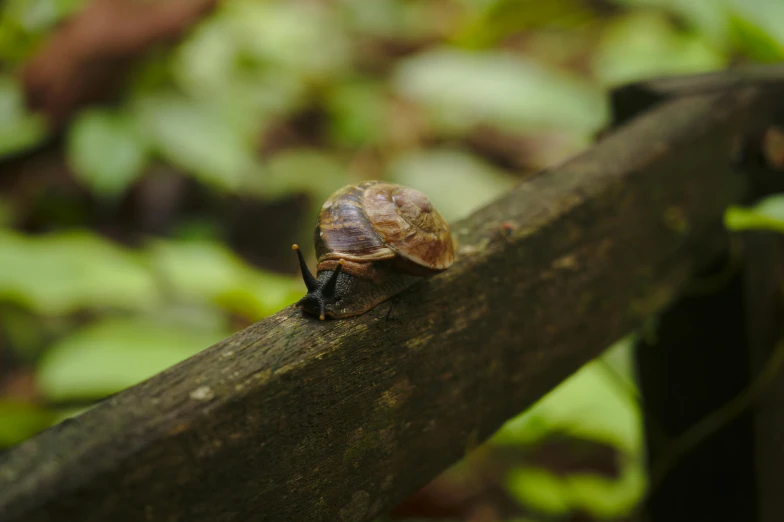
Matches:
[[292, 244, 318, 292], [321, 259, 344, 297]]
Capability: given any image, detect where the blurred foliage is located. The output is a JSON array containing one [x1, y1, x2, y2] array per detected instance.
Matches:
[[392, 47, 607, 134], [0, 75, 46, 157], [0, 229, 157, 314], [67, 109, 150, 196], [0, 230, 300, 317], [494, 339, 644, 519], [0, 0, 86, 63], [725, 194, 784, 233], [0, 400, 56, 447], [0, 0, 782, 519], [389, 148, 515, 220], [592, 10, 726, 86], [37, 315, 229, 402]]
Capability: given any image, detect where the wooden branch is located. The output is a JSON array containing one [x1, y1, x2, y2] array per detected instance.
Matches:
[[2, 81, 784, 522]]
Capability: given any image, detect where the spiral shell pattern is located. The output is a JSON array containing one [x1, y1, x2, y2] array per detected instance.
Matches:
[[314, 181, 455, 273]]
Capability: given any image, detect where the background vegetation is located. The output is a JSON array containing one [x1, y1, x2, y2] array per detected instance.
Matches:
[[1, 0, 783, 520]]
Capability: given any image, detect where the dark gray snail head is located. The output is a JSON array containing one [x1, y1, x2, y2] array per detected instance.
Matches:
[[292, 244, 346, 320]]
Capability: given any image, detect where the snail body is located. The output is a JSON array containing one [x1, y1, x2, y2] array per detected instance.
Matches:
[[293, 181, 455, 319]]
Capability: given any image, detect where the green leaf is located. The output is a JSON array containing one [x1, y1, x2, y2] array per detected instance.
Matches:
[[455, 0, 606, 48], [726, 11, 784, 62], [1, 0, 86, 33], [0, 76, 48, 158], [0, 0, 86, 63], [725, 194, 784, 233], [392, 47, 608, 136], [171, 18, 238, 98], [0, 401, 57, 448], [326, 79, 387, 147], [725, 0, 784, 60], [564, 467, 646, 518], [224, 0, 350, 78], [256, 149, 350, 203], [506, 464, 646, 518], [492, 354, 642, 454], [148, 239, 302, 320], [611, 0, 731, 50], [172, 11, 309, 117], [593, 11, 726, 87], [67, 109, 149, 196], [501, 336, 647, 520], [338, 0, 433, 40], [37, 316, 230, 402], [0, 230, 158, 315], [132, 94, 258, 191], [387, 148, 516, 221], [506, 467, 572, 516]]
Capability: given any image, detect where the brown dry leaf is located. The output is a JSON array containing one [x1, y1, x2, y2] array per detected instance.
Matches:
[[0, 368, 40, 403], [21, 0, 220, 128]]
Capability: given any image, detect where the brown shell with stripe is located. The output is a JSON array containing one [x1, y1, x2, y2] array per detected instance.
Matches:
[[314, 181, 455, 279]]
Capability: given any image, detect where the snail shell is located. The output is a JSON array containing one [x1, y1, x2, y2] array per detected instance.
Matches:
[[293, 181, 455, 319]]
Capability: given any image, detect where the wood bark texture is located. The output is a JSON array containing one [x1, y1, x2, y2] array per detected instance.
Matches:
[[746, 234, 784, 522], [1, 82, 783, 522]]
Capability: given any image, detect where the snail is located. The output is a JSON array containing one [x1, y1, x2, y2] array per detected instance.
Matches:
[[292, 181, 455, 320]]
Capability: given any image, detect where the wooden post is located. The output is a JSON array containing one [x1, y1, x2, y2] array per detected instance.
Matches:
[[629, 72, 784, 521], [745, 234, 784, 522], [634, 256, 758, 520]]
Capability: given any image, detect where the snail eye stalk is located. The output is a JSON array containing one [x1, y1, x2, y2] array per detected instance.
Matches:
[[293, 246, 346, 321], [321, 260, 344, 297], [292, 244, 318, 292]]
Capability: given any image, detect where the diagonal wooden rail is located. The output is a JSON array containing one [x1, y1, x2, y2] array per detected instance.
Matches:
[[2, 72, 784, 522]]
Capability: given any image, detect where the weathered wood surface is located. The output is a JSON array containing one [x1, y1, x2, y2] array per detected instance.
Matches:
[[634, 231, 784, 522], [635, 256, 758, 521], [1, 82, 783, 522], [610, 63, 784, 127], [630, 75, 784, 520], [746, 233, 784, 522]]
